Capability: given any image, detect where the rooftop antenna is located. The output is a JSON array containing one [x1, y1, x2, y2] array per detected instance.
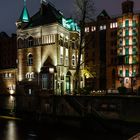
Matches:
[[24, 0, 26, 7]]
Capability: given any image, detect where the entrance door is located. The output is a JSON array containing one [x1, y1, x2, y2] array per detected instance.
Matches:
[[66, 76, 70, 94]]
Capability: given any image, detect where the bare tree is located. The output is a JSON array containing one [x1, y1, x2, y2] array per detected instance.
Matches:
[[73, 0, 95, 93]]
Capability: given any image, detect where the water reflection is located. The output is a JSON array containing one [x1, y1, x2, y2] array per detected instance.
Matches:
[[0, 118, 129, 140], [0, 95, 16, 114], [5, 121, 17, 140]]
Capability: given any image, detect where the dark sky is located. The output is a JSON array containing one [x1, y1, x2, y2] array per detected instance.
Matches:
[[1, 0, 140, 35]]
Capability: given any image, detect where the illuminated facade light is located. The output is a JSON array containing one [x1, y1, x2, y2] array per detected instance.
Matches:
[[49, 68, 54, 73]]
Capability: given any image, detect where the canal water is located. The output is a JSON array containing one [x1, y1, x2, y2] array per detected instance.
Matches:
[[0, 118, 129, 140], [0, 95, 139, 140]]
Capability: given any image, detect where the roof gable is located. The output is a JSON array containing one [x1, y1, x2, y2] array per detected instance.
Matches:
[[97, 10, 110, 20], [24, 3, 63, 28]]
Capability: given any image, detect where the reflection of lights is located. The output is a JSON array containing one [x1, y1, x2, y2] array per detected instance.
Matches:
[[9, 85, 15, 95], [10, 95, 14, 101], [6, 121, 17, 140], [9, 89, 15, 95]]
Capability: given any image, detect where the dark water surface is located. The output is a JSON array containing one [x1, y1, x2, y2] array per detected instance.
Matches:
[[0, 95, 139, 140], [0, 117, 134, 140]]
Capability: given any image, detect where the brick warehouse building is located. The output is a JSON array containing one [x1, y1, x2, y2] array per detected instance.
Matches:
[[85, 0, 140, 93]]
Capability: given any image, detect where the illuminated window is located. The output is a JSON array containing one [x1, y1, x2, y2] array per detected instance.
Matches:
[[125, 38, 129, 46], [85, 27, 89, 32], [125, 56, 129, 64], [110, 23, 113, 28], [125, 48, 129, 55], [30, 72, 34, 79], [9, 73, 12, 78], [91, 26, 96, 32], [5, 73, 8, 78], [72, 54, 76, 66], [110, 22, 118, 29], [133, 38, 137, 45], [132, 55, 137, 64], [100, 25, 106, 30], [60, 46, 63, 65], [65, 48, 69, 66], [125, 29, 129, 36], [125, 69, 129, 77], [125, 20, 129, 27], [132, 20, 136, 27], [119, 69, 123, 77], [119, 48, 123, 55], [27, 54, 33, 66], [26, 73, 30, 79], [132, 29, 136, 35], [132, 47, 136, 54], [132, 69, 136, 76]]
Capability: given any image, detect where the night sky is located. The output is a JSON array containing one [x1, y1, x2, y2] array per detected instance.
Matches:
[[1, 0, 140, 35]]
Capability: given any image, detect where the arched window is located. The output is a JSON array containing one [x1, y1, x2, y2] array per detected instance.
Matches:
[[28, 36, 34, 47], [26, 72, 34, 79], [72, 55, 75, 66], [27, 54, 33, 66], [26, 73, 30, 79], [30, 72, 34, 78]]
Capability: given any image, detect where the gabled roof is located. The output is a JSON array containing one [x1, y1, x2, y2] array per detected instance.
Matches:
[[97, 10, 110, 20], [24, 3, 63, 29], [20, 6, 30, 22]]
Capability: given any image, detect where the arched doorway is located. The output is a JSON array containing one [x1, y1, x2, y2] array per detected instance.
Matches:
[[40, 57, 56, 94], [66, 71, 71, 94]]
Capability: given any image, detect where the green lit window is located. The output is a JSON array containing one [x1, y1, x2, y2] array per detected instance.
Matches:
[[125, 20, 129, 27], [125, 48, 129, 55], [125, 56, 129, 64], [125, 39, 129, 46], [132, 20, 136, 27], [125, 29, 129, 36], [132, 47, 136, 54], [125, 69, 129, 77], [132, 56, 137, 64], [133, 38, 137, 45], [132, 69, 136, 77], [132, 29, 136, 35], [119, 70, 123, 76]]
